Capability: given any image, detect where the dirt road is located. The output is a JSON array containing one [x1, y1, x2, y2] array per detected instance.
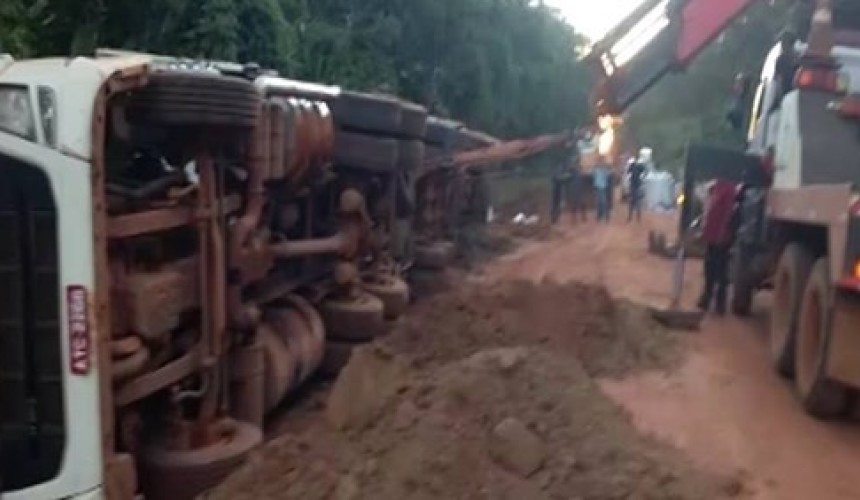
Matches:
[[485, 212, 860, 500]]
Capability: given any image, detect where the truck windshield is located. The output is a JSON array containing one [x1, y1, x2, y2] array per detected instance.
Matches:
[[0, 153, 64, 492], [0, 86, 36, 141]]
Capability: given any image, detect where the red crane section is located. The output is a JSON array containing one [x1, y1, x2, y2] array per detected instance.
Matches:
[[587, 0, 760, 116], [675, 0, 758, 62]]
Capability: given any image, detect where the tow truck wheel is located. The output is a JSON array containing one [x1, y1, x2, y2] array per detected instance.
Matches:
[[321, 291, 386, 341], [770, 243, 813, 376], [362, 274, 410, 320], [794, 258, 848, 419], [140, 420, 262, 500]]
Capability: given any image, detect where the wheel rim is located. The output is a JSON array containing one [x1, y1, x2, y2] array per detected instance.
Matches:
[[771, 266, 791, 358], [797, 286, 822, 396]]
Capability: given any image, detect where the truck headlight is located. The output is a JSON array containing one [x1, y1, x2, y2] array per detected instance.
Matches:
[[0, 85, 35, 140]]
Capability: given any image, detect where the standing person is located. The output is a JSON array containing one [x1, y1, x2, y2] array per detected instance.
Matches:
[[697, 179, 740, 315], [550, 157, 572, 225], [569, 161, 588, 223], [627, 158, 647, 222], [593, 158, 612, 223]]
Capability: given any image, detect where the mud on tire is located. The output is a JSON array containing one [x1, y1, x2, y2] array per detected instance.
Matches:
[[140, 421, 262, 500], [771, 243, 814, 376], [126, 71, 260, 129], [794, 258, 849, 419], [362, 275, 410, 320], [321, 291, 386, 342]]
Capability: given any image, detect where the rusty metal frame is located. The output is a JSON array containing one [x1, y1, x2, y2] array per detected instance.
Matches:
[[107, 195, 242, 239], [115, 346, 203, 407], [91, 63, 151, 500]]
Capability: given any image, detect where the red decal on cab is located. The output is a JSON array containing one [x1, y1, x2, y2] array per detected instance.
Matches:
[[67, 285, 91, 375]]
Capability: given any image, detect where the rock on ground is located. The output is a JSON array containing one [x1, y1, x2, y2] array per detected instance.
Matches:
[[488, 416, 546, 477]]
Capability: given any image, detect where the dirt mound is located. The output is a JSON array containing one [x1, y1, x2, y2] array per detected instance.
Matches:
[[385, 279, 682, 378], [211, 346, 733, 500]]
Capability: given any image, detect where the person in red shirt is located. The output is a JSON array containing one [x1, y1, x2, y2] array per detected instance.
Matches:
[[697, 179, 740, 315]]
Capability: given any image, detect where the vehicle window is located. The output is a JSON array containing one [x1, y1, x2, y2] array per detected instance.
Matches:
[[0, 86, 36, 141], [0, 154, 64, 492]]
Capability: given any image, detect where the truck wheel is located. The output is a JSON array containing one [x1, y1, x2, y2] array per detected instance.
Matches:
[[400, 102, 429, 139], [362, 274, 410, 320], [333, 131, 399, 172], [794, 258, 848, 418], [258, 324, 297, 412], [730, 247, 755, 316], [140, 421, 262, 500], [771, 243, 813, 376], [321, 292, 386, 341], [127, 72, 260, 129], [332, 91, 402, 135], [399, 140, 425, 171]]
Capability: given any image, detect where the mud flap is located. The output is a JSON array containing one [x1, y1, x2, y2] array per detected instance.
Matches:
[[825, 291, 860, 388]]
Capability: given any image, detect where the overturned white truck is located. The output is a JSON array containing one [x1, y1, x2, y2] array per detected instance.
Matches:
[[0, 49, 447, 500]]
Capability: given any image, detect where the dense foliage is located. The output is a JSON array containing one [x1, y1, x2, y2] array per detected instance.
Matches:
[[0, 0, 591, 138]]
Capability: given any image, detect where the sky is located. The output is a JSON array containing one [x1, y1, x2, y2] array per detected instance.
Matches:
[[543, 0, 648, 40]]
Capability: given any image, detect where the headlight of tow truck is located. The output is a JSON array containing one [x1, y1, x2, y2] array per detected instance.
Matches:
[[0, 85, 35, 140]]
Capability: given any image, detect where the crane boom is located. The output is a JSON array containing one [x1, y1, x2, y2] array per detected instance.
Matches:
[[587, 0, 760, 116]]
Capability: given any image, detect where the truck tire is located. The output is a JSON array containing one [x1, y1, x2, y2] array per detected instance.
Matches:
[[140, 421, 262, 500], [794, 258, 849, 418], [127, 71, 260, 129], [400, 102, 429, 139], [332, 91, 402, 135], [399, 140, 425, 171], [425, 117, 462, 146], [334, 131, 399, 172], [321, 292, 386, 341], [771, 243, 813, 376], [730, 247, 755, 316], [258, 325, 297, 412]]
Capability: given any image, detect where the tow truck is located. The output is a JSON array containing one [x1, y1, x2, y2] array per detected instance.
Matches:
[[589, 0, 860, 418]]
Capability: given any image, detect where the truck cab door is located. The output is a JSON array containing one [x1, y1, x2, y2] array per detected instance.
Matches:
[[0, 133, 104, 500]]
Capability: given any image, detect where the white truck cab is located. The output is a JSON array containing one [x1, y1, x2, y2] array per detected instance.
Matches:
[[0, 54, 153, 500]]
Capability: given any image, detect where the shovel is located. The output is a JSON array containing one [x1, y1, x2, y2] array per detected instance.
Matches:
[[649, 231, 704, 331]]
